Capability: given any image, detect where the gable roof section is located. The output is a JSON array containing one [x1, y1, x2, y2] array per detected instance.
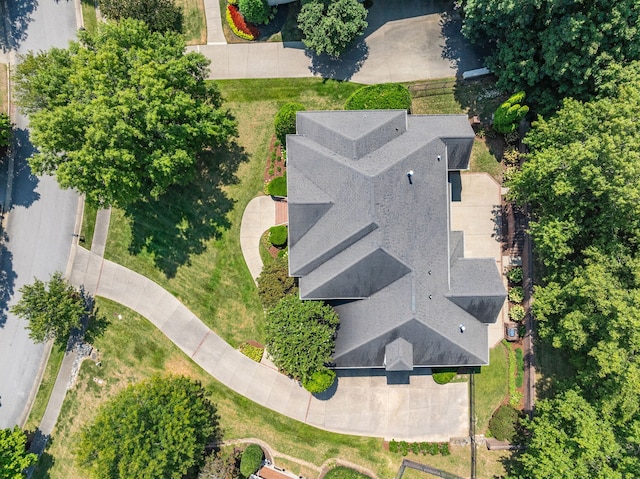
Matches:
[[287, 110, 504, 369]]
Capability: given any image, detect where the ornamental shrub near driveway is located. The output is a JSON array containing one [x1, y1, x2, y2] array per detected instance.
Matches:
[[268, 225, 288, 247], [275, 102, 306, 144], [227, 4, 260, 40], [239, 0, 270, 24]]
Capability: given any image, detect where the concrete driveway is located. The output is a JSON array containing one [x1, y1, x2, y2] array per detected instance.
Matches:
[[193, 0, 485, 82]]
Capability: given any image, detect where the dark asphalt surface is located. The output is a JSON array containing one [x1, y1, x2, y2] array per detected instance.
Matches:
[[0, 0, 79, 428]]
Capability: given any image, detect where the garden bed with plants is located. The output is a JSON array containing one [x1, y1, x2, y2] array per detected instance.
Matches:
[[221, 0, 301, 43]]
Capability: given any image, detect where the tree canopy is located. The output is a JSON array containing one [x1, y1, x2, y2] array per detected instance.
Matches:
[[460, 0, 640, 113], [0, 427, 37, 479], [99, 0, 183, 33], [265, 295, 339, 380], [298, 0, 368, 58], [11, 272, 86, 347], [14, 19, 237, 208], [77, 375, 219, 479]]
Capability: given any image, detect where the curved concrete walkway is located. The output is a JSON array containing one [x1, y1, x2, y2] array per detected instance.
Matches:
[[69, 246, 468, 441], [240, 195, 277, 282]]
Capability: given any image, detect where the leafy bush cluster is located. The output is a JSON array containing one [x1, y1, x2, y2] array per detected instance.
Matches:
[[275, 102, 306, 144], [257, 256, 298, 310], [265, 174, 287, 197], [493, 91, 529, 134], [226, 4, 259, 40], [238, 0, 270, 24], [323, 466, 371, 479], [0, 113, 11, 148], [388, 440, 450, 457], [301, 367, 336, 393], [239, 444, 263, 477], [265, 295, 339, 383], [298, 0, 368, 58], [239, 342, 264, 362], [502, 147, 520, 166], [508, 286, 524, 304], [268, 225, 288, 247], [432, 369, 457, 385], [489, 405, 520, 441], [506, 266, 523, 284], [198, 449, 241, 479], [509, 304, 525, 321], [100, 0, 183, 33], [344, 83, 412, 111]]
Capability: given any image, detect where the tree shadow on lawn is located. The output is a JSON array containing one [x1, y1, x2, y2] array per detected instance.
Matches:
[[125, 143, 249, 278]]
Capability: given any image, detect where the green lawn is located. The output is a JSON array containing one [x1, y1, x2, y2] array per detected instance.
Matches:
[[475, 342, 509, 434], [176, 0, 207, 44], [80, 200, 98, 249], [80, 0, 98, 32], [24, 346, 65, 432]]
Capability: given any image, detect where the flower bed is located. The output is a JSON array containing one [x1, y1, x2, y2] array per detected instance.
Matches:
[[226, 4, 259, 41]]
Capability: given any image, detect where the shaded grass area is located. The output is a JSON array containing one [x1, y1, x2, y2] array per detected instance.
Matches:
[[176, 0, 207, 44], [80, 201, 98, 249], [0, 63, 7, 114], [535, 338, 577, 401], [80, 0, 98, 32], [104, 78, 361, 347], [470, 138, 502, 181], [24, 346, 65, 432], [475, 343, 509, 434]]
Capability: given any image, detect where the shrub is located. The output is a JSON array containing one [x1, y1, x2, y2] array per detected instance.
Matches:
[[345, 83, 412, 111], [439, 443, 450, 456], [515, 347, 524, 388], [226, 4, 259, 40], [257, 256, 297, 310], [265, 174, 287, 197], [508, 286, 524, 304], [388, 439, 398, 453], [239, 342, 264, 362], [509, 304, 525, 321], [398, 441, 409, 456], [275, 102, 305, 145], [493, 91, 529, 134], [238, 0, 269, 24], [268, 225, 288, 247], [0, 113, 11, 148], [489, 405, 520, 441], [507, 266, 523, 284], [432, 369, 457, 385], [239, 444, 263, 477], [428, 442, 438, 455], [502, 147, 520, 166], [302, 367, 336, 393]]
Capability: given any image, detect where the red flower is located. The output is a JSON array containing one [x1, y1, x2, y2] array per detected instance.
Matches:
[[228, 5, 260, 40]]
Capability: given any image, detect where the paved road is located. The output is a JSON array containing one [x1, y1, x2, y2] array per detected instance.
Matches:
[[0, 0, 80, 429]]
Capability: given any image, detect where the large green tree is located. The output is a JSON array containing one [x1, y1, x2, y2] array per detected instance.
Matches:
[[265, 295, 339, 380], [513, 390, 632, 479], [11, 272, 86, 347], [99, 0, 183, 33], [298, 0, 368, 58], [14, 19, 237, 208], [77, 375, 219, 479], [0, 427, 37, 479], [460, 0, 640, 113], [507, 74, 640, 279]]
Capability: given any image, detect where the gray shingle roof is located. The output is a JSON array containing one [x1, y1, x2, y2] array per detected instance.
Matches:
[[287, 110, 505, 369]]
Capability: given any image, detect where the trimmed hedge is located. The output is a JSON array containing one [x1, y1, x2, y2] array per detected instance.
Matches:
[[493, 91, 529, 134], [302, 368, 336, 393], [268, 225, 288, 247], [239, 444, 263, 477], [506, 266, 523, 284], [388, 440, 450, 457], [509, 304, 525, 321], [226, 4, 259, 40], [275, 102, 305, 144], [265, 174, 287, 197], [432, 369, 457, 385], [489, 405, 520, 441], [508, 286, 524, 304], [344, 83, 412, 111]]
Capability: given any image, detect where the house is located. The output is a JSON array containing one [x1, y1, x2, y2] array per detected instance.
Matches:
[[286, 110, 506, 370]]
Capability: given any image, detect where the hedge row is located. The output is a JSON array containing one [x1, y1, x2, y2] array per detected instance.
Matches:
[[388, 440, 450, 456], [226, 4, 259, 40]]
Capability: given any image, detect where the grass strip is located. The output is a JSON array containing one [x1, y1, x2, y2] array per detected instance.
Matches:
[[23, 346, 65, 432]]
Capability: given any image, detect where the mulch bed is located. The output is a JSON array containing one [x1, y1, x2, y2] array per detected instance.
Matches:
[[264, 135, 286, 184]]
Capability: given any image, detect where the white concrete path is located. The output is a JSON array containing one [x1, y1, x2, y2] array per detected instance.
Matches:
[[240, 195, 277, 282]]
